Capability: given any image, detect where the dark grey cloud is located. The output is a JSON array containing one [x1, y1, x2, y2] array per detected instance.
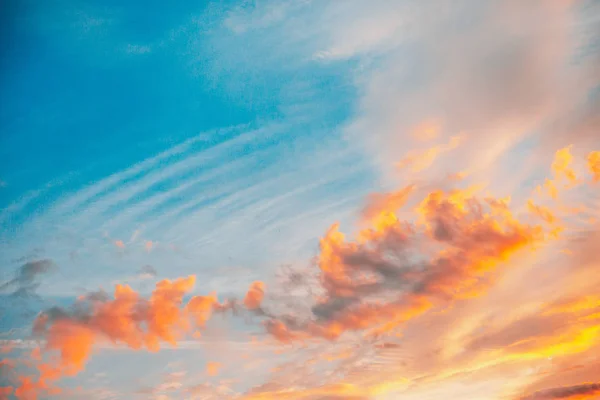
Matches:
[[0, 259, 56, 297], [520, 383, 600, 400]]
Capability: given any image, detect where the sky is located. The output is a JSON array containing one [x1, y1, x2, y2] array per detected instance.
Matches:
[[0, 0, 599, 399]]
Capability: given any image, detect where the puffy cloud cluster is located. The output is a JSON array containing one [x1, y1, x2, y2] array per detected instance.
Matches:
[[262, 185, 546, 342], [249, 145, 600, 399], [4, 277, 263, 398]]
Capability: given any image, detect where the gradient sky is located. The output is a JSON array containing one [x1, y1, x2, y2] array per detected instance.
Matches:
[[1, 1, 600, 399]]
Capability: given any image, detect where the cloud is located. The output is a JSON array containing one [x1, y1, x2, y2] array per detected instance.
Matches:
[[125, 44, 152, 54], [138, 264, 157, 279], [0, 386, 13, 397], [261, 183, 548, 341], [4, 276, 235, 398], [5, 151, 599, 399], [236, 147, 599, 398], [395, 135, 463, 173], [588, 151, 600, 182], [0, 121, 373, 297], [243, 381, 376, 400], [360, 184, 414, 224], [244, 281, 266, 310], [0, 259, 56, 297], [552, 146, 579, 185], [520, 383, 600, 400], [464, 295, 600, 359], [3, 277, 271, 397], [527, 200, 558, 225], [306, 0, 599, 192], [2, 1, 599, 398], [186, 293, 219, 328], [534, 146, 589, 201], [315, 397, 370, 400], [206, 361, 221, 377], [35, 276, 222, 353]]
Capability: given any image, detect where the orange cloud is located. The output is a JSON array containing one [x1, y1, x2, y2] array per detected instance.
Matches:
[[13, 376, 40, 400], [541, 178, 559, 200], [7, 143, 600, 400], [186, 293, 218, 327], [0, 386, 13, 400], [587, 151, 600, 182], [0, 359, 16, 369], [520, 383, 600, 400], [244, 281, 266, 310], [12, 373, 61, 400], [43, 320, 96, 376], [527, 200, 557, 224], [536, 146, 598, 199], [114, 240, 125, 249], [543, 295, 600, 317], [8, 276, 227, 398], [396, 135, 463, 172], [206, 361, 221, 377], [361, 184, 414, 224], [0, 344, 14, 354], [243, 381, 377, 400], [266, 185, 545, 342], [411, 119, 442, 141], [457, 285, 600, 381], [265, 320, 305, 343], [552, 146, 578, 185]]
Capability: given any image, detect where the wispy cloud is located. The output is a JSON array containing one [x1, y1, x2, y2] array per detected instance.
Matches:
[[1, 120, 374, 297]]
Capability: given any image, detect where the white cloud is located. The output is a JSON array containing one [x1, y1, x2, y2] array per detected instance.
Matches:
[[223, 0, 599, 192]]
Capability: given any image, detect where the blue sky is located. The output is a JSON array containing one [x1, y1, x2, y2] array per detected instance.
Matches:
[[1, 1, 600, 399], [1, 0, 380, 298]]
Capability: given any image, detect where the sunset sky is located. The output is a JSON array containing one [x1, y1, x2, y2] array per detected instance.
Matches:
[[1, 1, 600, 399]]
